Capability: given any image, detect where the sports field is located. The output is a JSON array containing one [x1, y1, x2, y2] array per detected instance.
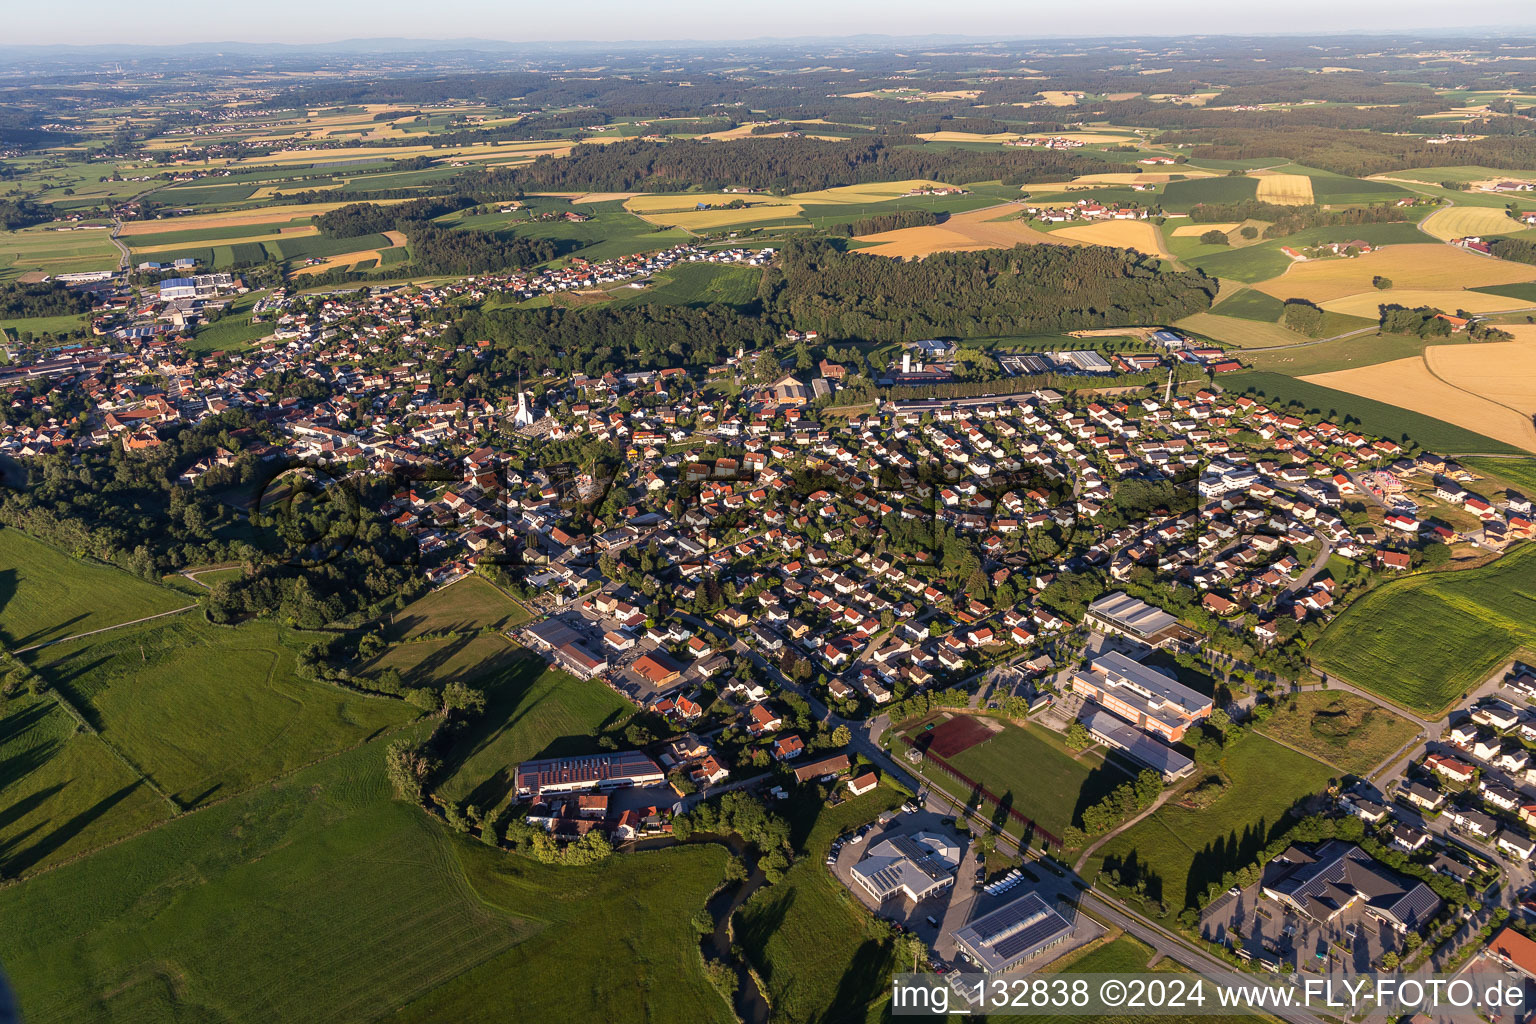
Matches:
[[1087, 733, 1334, 916], [1252, 244, 1536, 303], [33, 616, 415, 807], [0, 735, 734, 1024], [916, 716, 1126, 838], [1310, 544, 1536, 715], [0, 529, 194, 648], [1255, 692, 1416, 775], [1303, 354, 1536, 453]]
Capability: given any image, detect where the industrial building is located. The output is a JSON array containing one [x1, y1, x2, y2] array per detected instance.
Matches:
[[952, 891, 1074, 972], [1083, 591, 1201, 652], [515, 751, 665, 801], [850, 832, 959, 903]]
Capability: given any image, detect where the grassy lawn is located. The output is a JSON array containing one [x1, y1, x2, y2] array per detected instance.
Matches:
[[1088, 732, 1334, 916], [1255, 692, 1417, 775], [30, 616, 415, 808], [0, 733, 729, 1024], [929, 717, 1129, 839], [1311, 544, 1536, 715], [608, 262, 763, 309], [434, 652, 635, 811], [0, 529, 194, 649], [387, 576, 530, 639], [0, 312, 90, 339], [362, 633, 528, 690], [0, 695, 173, 877], [735, 781, 906, 1024]]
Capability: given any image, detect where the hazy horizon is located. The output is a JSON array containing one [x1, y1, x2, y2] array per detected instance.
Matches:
[[6, 1, 1536, 49]]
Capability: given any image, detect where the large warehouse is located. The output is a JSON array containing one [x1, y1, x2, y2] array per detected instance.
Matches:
[[952, 891, 1074, 973]]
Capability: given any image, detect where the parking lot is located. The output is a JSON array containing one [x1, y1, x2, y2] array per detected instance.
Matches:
[[829, 806, 1103, 971], [1200, 880, 1404, 974]]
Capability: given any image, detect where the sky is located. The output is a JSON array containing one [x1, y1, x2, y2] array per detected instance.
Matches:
[[4, 0, 1535, 48]]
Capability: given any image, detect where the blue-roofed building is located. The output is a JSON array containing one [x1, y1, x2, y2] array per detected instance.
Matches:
[[159, 277, 198, 300]]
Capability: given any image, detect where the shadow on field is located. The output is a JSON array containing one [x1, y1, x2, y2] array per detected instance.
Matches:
[[1, 780, 145, 876]]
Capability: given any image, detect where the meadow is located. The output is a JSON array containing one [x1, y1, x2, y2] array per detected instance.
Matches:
[[1087, 733, 1335, 916], [1462, 456, 1536, 498], [1220, 370, 1527, 456], [0, 694, 173, 877], [1310, 544, 1536, 715], [0, 734, 734, 1024], [0, 529, 193, 649], [32, 616, 415, 808], [432, 652, 635, 812], [734, 781, 906, 1024], [1255, 692, 1416, 775], [608, 262, 763, 309], [387, 576, 530, 639]]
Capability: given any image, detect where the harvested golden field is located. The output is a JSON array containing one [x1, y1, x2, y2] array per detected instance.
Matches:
[[853, 205, 1062, 258], [569, 192, 642, 205], [229, 140, 572, 166], [1422, 324, 1536, 417], [1254, 173, 1315, 205], [916, 131, 1022, 143], [1304, 355, 1536, 452], [1172, 222, 1240, 236], [625, 193, 791, 214], [1039, 91, 1083, 106], [130, 225, 318, 254], [1254, 244, 1536, 303], [1052, 220, 1172, 257], [1320, 288, 1531, 319], [251, 183, 342, 199], [789, 180, 961, 203], [1420, 205, 1529, 241], [118, 201, 408, 237]]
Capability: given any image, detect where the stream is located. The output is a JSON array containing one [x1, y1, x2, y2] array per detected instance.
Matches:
[[629, 833, 771, 1024]]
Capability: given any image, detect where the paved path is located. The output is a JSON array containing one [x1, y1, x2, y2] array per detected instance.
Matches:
[[1073, 786, 1175, 873], [14, 604, 197, 653]]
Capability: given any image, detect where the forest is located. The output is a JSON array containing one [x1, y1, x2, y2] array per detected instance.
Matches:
[[1186, 200, 1409, 237], [0, 280, 96, 318], [485, 137, 1124, 193]]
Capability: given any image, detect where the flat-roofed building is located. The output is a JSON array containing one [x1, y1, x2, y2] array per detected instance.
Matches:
[[1078, 706, 1195, 781], [952, 891, 1074, 972], [850, 832, 959, 903], [1084, 591, 1201, 651], [515, 751, 665, 801], [1071, 650, 1211, 743]]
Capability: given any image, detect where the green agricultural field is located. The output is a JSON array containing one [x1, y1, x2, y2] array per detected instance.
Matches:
[[1159, 176, 1260, 210], [434, 653, 635, 811], [1209, 287, 1288, 322], [361, 633, 526, 691], [0, 226, 119, 282], [388, 576, 531, 639], [1471, 282, 1536, 303], [1243, 329, 1464, 375], [0, 735, 734, 1024], [0, 695, 173, 877], [185, 291, 275, 352], [1088, 732, 1334, 916], [735, 781, 906, 1024], [31, 616, 415, 807], [920, 716, 1129, 839], [1220, 370, 1526, 455], [1255, 692, 1416, 775], [0, 312, 91, 339], [0, 529, 194, 649], [1463, 457, 1536, 498], [1311, 544, 1536, 715], [610, 262, 763, 309], [1187, 243, 1294, 284]]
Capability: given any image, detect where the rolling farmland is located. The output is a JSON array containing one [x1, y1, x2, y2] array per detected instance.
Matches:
[[1311, 544, 1536, 715], [1252, 244, 1536, 304]]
